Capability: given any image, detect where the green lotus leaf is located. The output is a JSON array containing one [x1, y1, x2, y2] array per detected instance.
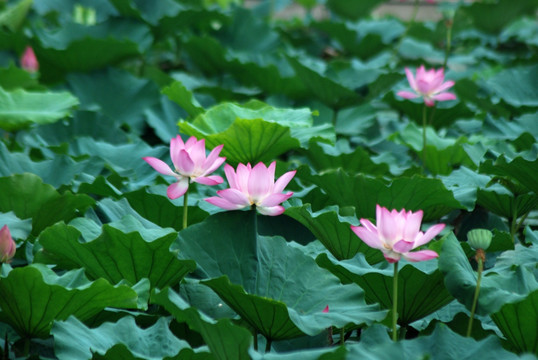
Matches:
[[439, 233, 538, 315], [0, 264, 138, 338], [325, 0, 385, 20], [346, 322, 529, 360], [33, 19, 152, 79], [178, 101, 318, 164], [461, 0, 538, 34], [306, 139, 389, 176], [163, 80, 204, 118], [491, 290, 538, 355], [0, 87, 78, 131], [0, 173, 95, 236], [0, 0, 32, 32], [480, 155, 538, 195], [36, 217, 195, 289], [287, 56, 359, 109], [440, 167, 492, 211], [298, 167, 464, 221], [390, 122, 474, 175], [316, 251, 452, 325], [175, 211, 386, 341], [66, 68, 161, 131], [53, 316, 208, 360], [151, 287, 252, 360], [123, 188, 209, 230], [285, 201, 383, 262]]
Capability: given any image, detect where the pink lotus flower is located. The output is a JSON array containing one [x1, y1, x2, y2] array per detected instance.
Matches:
[[205, 161, 296, 216], [396, 65, 456, 107], [20, 46, 39, 73], [0, 225, 16, 263], [351, 205, 445, 263], [143, 136, 225, 200], [322, 305, 329, 313]]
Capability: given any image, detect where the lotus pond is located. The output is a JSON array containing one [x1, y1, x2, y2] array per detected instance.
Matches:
[[0, 0, 537, 359]]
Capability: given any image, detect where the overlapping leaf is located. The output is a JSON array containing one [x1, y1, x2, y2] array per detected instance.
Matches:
[[285, 201, 383, 262], [151, 287, 252, 360], [36, 216, 195, 289], [0, 173, 95, 236], [174, 211, 386, 340], [439, 233, 538, 315], [317, 252, 452, 325], [0, 264, 138, 338], [298, 167, 464, 221], [53, 316, 208, 360]]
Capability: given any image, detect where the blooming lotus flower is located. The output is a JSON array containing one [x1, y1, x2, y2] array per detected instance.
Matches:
[[20, 46, 39, 73], [143, 136, 225, 200], [351, 205, 445, 263], [205, 161, 296, 216], [0, 225, 16, 263], [396, 65, 456, 107]]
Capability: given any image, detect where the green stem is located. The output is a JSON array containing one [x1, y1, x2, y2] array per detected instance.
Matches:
[[340, 327, 345, 345], [467, 254, 483, 337], [392, 261, 399, 341], [442, 19, 453, 69], [182, 179, 190, 230], [510, 204, 518, 243], [254, 330, 258, 351], [422, 105, 428, 172], [23, 338, 30, 357], [332, 108, 339, 127], [265, 338, 272, 353]]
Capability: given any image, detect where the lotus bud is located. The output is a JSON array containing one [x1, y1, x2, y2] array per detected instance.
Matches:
[[20, 46, 39, 73], [467, 229, 492, 251], [0, 225, 16, 263]]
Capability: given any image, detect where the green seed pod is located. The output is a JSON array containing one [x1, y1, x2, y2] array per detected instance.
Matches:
[[467, 229, 493, 250]]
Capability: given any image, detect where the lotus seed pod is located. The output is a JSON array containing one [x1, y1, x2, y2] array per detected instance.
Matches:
[[467, 229, 492, 250]]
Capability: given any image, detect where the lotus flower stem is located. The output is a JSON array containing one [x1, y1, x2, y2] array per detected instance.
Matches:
[[182, 179, 190, 230], [265, 338, 272, 353], [422, 105, 428, 171], [254, 329, 258, 351], [466, 249, 484, 337], [340, 327, 345, 345], [442, 18, 453, 69], [392, 261, 399, 341]]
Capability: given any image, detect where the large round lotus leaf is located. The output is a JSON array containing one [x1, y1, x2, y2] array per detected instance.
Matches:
[[174, 211, 386, 340]]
